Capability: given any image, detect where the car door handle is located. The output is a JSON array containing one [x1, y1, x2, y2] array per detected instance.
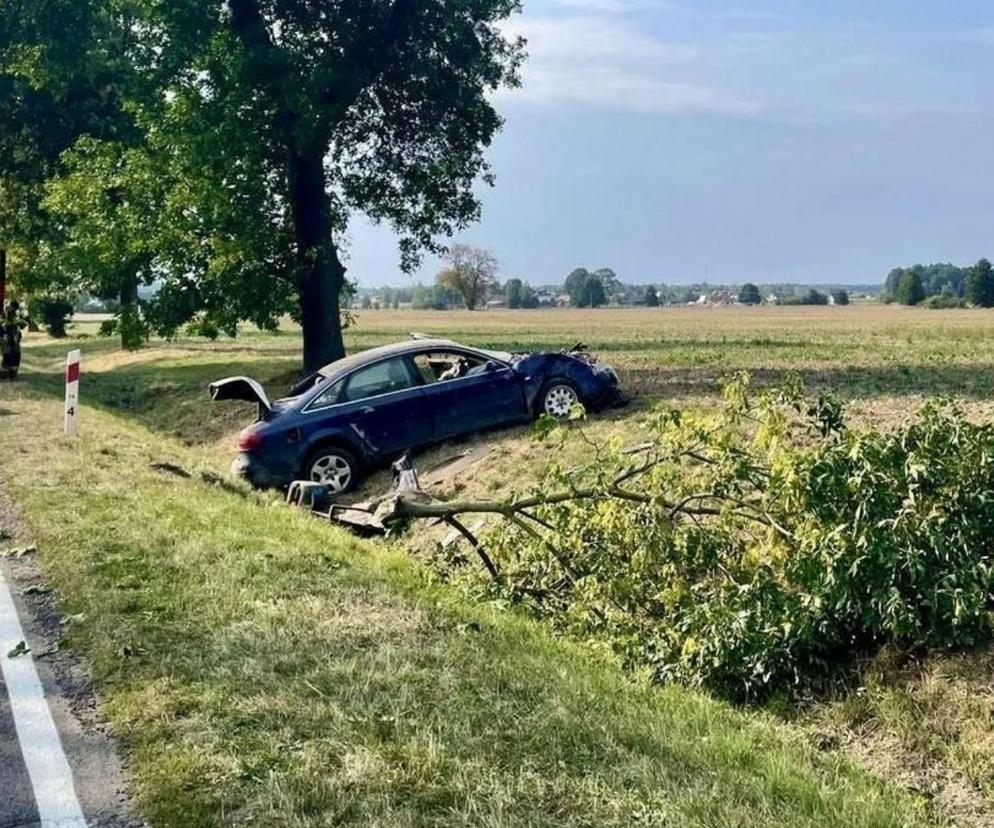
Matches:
[[360, 406, 375, 416]]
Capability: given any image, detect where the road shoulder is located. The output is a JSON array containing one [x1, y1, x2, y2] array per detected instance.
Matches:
[[1, 489, 142, 828]]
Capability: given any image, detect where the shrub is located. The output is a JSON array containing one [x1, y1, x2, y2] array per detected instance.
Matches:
[[784, 289, 829, 306], [453, 377, 994, 700], [186, 317, 221, 340], [98, 305, 149, 348], [922, 294, 965, 309], [30, 294, 74, 337]]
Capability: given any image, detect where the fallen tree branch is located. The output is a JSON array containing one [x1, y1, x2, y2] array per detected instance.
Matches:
[[443, 516, 500, 581]]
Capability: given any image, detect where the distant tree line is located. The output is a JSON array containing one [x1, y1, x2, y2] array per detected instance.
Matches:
[[884, 259, 994, 308], [355, 252, 867, 311]]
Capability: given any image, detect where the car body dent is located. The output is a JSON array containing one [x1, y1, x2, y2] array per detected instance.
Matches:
[[512, 352, 616, 412], [211, 338, 620, 489]]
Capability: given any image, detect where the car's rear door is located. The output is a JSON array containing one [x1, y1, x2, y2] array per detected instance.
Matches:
[[412, 350, 528, 440]]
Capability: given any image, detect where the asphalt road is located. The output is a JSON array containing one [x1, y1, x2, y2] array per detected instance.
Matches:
[[0, 555, 141, 828], [0, 682, 38, 827]]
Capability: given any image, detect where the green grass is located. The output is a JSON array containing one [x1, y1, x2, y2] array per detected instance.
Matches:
[[0, 315, 948, 825]]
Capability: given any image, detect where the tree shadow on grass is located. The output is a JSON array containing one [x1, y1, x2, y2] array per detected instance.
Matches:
[[18, 354, 301, 446]]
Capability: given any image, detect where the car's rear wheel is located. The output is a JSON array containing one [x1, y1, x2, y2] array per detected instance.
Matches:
[[305, 446, 359, 494], [539, 380, 580, 421]]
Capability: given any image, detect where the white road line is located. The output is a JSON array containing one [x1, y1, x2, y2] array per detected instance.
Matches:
[[0, 567, 87, 828]]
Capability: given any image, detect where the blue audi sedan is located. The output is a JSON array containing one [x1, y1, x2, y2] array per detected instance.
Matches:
[[210, 337, 620, 492]]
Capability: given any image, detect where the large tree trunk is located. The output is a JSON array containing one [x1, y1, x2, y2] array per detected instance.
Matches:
[[118, 274, 143, 350], [287, 149, 345, 374]]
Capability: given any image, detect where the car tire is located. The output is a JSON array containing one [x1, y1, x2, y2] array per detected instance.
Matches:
[[537, 379, 581, 421], [304, 445, 360, 494]]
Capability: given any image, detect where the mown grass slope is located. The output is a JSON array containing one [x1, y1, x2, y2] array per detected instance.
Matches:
[[0, 318, 942, 826]]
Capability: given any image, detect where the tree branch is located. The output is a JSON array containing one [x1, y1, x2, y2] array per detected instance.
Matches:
[[318, 0, 421, 119], [443, 516, 500, 581]]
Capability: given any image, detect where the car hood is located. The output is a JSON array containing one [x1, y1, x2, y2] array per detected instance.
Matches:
[[208, 376, 272, 413]]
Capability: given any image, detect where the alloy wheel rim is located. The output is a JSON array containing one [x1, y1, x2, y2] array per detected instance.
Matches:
[[544, 385, 578, 419], [310, 454, 352, 492]]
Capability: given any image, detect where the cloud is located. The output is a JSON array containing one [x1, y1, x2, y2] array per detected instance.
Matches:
[[514, 15, 702, 64], [503, 15, 765, 115], [518, 67, 764, 114]]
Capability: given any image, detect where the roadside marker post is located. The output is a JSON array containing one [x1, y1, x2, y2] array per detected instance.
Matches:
[[64, 349, 80, 437]]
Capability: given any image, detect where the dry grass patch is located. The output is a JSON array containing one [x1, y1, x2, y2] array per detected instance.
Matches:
[[802, 650, 994, 827]]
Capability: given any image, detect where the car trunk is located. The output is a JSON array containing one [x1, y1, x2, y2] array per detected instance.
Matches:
[[208, 377, 272, 420]]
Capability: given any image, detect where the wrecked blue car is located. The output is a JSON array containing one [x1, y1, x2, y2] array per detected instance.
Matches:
[[209, 337, 621, 492]]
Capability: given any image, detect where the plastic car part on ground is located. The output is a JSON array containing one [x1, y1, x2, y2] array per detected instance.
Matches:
[[288, 449, 489, 535]]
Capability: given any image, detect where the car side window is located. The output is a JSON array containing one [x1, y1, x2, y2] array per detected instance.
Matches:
[[309, 377, 345, 409], [413, 351, 484, 383], [342, 357, 416, 402]]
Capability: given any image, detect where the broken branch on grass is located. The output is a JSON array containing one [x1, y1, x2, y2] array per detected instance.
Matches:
[[390, 484, 761, 527], [442, 516, 500, 581]]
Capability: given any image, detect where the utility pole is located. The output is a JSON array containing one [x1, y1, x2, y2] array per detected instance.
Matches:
[[0, 248, 6, 308]]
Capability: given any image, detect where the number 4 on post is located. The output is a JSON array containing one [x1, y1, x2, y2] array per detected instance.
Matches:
[[64, 349, 80, 437]]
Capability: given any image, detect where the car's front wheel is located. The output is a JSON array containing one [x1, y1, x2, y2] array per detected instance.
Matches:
[[305, 446, 359, 494], [539, 379, 580, 421]]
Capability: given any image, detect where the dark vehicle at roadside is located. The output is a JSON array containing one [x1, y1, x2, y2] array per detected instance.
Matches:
[[210, 337, 621, 492]]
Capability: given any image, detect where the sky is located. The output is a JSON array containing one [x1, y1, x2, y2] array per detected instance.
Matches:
[[346, 0, 994, 287]]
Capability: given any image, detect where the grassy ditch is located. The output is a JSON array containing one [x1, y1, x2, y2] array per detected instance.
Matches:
[[0, 358, 936, 825]]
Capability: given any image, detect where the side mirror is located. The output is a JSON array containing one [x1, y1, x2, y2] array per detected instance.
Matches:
[[484, 360, 497, 372]]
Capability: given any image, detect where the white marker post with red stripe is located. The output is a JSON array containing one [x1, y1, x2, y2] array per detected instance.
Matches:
[[64, 349, 80, 437]]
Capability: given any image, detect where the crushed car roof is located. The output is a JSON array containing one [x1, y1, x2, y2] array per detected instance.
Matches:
[[319, 338, 465, 377]]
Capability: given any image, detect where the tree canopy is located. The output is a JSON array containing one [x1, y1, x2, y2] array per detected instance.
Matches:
[[1, 0, 525, 370], [966, 259, 994, 308], [0, 0, 139, 334], [564, 267, 608, 308], [519, 282, 539, 308], [436, 245, 499, 310], [738, 283, 761, 305], [505, 278, 523, 309], [896, 271, 926, 306]]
